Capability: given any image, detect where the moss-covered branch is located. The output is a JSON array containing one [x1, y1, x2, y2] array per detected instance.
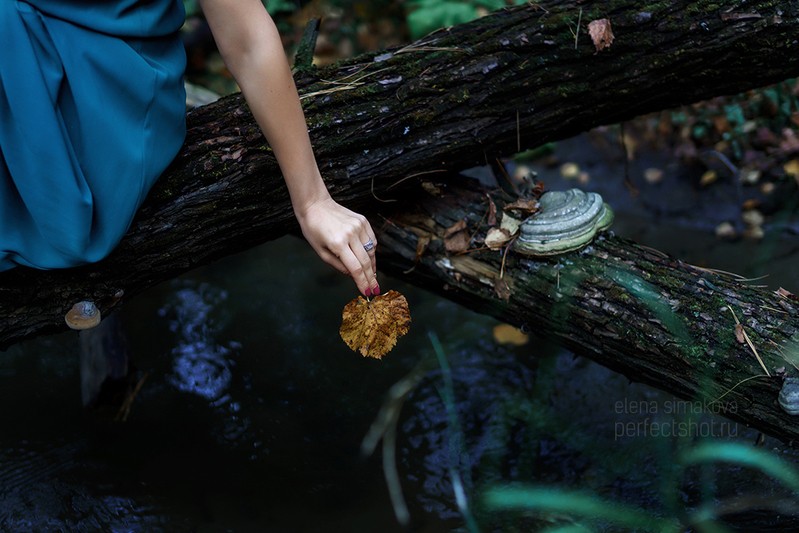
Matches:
[[377, 179, 799, 443]]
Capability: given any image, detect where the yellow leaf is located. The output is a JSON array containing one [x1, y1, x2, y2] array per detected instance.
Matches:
[[340, 290, 411, 359], [699, 170, 717, 187], [493, 324, 529, 346]]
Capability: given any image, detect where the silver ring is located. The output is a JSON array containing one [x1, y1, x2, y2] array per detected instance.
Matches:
[[363, 239, 375, 252]]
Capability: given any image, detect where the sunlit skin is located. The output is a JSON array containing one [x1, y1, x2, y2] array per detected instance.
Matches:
[[198, 0, 380, 297]]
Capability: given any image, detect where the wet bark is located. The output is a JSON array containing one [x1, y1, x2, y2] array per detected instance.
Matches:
[[376, 178, 799, 443], [1, 1, 798, 364]]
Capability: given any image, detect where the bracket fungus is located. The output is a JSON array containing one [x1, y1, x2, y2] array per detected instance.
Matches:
[[513, 188, 614, 256], [65, 301, 102, 330], [779, 377, 799, 416]]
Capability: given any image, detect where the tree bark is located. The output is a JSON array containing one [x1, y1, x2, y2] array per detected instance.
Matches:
[[376, 178, 799, 443], [1, 0, 798, 351]]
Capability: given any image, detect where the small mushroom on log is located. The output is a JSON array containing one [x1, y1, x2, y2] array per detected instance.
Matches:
[[65, 301, 101, 330]]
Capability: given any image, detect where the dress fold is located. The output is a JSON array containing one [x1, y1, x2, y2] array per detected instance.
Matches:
[[0, 0, 186, 270]]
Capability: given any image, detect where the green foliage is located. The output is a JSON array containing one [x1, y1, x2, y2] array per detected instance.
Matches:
[[680, 441, 799, 493], [405, 0, 526, 40], [482, 441, 799, 530], [182, 0, 200, 17], [264, 0, 300, 16], [483, 486, 677, 531]]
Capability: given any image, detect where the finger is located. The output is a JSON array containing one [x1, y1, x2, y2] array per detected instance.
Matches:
[[318, 249, 349, 276], [337, 247, 371, 296], [357, 217, 379, 289], [349, 236, 377, 296]]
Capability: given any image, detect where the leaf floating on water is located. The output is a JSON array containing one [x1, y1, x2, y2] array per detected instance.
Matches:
[[784, 159, 799, 185], [340, 290, 411, 359], [493, 323, 529, 346]]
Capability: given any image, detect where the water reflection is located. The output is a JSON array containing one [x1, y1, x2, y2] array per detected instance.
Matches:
[[401, 340, 540, 520], [159, 281, 254, 447], [160, 283, 237, 401]]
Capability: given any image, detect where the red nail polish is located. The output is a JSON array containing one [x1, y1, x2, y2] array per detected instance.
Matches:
[[373, 284, 381, 296], [365, 288, 372, 297]]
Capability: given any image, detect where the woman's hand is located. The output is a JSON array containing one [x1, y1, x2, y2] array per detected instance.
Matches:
[[296, 196, 379, 297], [200, 0, 378, 294]]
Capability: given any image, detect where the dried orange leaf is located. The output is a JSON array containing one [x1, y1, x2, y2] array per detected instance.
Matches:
[[444, 219, 470, 253], [487, 194, 498, 226], [777, 287, 798, 301], [588, 18, 614, 52], [340, 290, 411, 359], [494, 278, 511, 301], [503, 198, 539, 216], [415, 233, 431, 262], [444, 219, 467, 237]]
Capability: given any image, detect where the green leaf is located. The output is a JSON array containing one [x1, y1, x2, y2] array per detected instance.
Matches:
[[483, 485, 676, 531], [407, 2, 478, 39], [680, 441, 799, 493]]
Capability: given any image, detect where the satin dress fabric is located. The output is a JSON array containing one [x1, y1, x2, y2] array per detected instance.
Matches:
[[0, 0, 186, 270]]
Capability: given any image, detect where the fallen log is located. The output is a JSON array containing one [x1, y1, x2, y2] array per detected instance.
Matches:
[[2, 0, 799, 347], [376, 178, 799, 443]]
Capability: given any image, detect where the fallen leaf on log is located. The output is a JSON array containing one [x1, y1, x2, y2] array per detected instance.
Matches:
[[735, 323, 746, 344], [444, 219, 470, 252], [494, 278, 511, 302], [777, 287, 798, 301], [415, 233, 431, 262], [485, 227, 512, 249], [500, 213, 523, 235], [503, 198, 539, 217], [340, 290, 411, 359], [421, 181, 443, 196], [487, 194, 497, 226], [444, 219, 467, 236], [588, 18, 614, 52]]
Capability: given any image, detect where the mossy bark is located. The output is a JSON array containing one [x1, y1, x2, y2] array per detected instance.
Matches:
[[377, 179, 799, 443], [1, 1, 798, 361]]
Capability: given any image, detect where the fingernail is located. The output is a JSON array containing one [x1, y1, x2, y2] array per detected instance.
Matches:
[[364, 288, 372, 297], [373, 284, 381, 296]]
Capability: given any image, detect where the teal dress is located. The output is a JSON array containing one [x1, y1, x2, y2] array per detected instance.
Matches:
[[0, 0, 186, 271]]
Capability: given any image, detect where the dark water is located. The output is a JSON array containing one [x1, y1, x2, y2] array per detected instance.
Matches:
[[2, 137, 799, 531]]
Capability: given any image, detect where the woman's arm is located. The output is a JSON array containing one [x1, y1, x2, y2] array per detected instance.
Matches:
[[198, 0, 379, 296]]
